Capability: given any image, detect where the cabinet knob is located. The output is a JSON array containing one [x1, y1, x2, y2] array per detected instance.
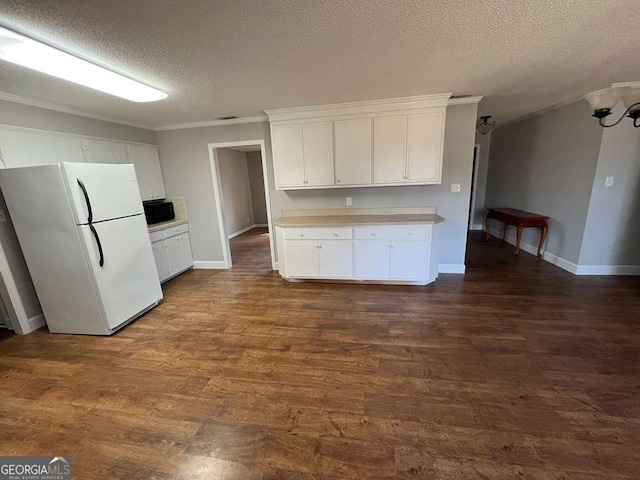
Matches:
[[408, 232, 414, 236], [333, 233, 338, 237], [299, 234, 304, 237], [336, 179, 341, 183], [370, 233, 376, 237]]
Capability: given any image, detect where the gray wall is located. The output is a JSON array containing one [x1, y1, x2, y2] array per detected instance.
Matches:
[[0, 98, 157, 331], [0, 99, 156, 144], [217, 148, 254, 236], [247, 151, 268, 225], [485, 101, 603, 264], [157, 103, 479, 268], [579, 104, 640, 266], [471, 132, 492, 229]]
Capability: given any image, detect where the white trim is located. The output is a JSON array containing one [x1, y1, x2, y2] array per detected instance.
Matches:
[[254, 223, 268, 228], [27, 314, 46, 332], [207, 139, 277, 271], [438, 264, 466, 274], [469, 223, 484, 231], [611, 81, 640, 89], [265, 93, 452, 122], [575, 265, 640, 276], [468, 144, 481, 230], [228, 224, 256, 239], [0, 90, 153, 130], [193, 261, 229, 269], [489, 228, 578, 274], [448, 96, 483, 106], [0, 122, 157, 146], [0, 238, 31, 334], [154, 116, 268, 131]]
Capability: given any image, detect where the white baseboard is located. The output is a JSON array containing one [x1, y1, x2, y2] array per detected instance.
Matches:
[[575, 265, 640, 275], [228, 225, 257, 239], [26, 314, 46, 333], [193, 261, 229, 269], [438, 264, 466, 274], [273, 261, 279, 270], [489, 228, 579, 274], [254, 223, 268, 228], [469, 224, 484, 231]]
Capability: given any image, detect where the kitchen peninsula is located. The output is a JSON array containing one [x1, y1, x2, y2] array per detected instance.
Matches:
[[275, 207, 443, 285]]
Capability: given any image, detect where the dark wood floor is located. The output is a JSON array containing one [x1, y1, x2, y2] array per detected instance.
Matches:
[[1, 228, 639, 479]]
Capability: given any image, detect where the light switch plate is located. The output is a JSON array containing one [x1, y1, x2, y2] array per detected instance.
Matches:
[[451, 183, 461, 193], [346, 197, 352, 206], [605, 176, 614, 187]]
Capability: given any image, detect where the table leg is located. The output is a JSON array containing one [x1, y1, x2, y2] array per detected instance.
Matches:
[[484, 215, 491, 241], [537, 224, 548, 258], [503, 223, 508, 242], [515, 226, 523, 256]]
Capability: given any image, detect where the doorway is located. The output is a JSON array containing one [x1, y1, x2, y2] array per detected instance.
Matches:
[[207, 140, 276, 270]]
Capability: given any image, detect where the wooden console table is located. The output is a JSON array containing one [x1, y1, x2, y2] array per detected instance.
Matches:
[[485, 208, 548, 257]]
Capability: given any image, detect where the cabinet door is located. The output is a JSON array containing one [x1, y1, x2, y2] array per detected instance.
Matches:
[[284, 240, 319, 277], [390, 240, 428, 280], [0, 131, 48, 168], [166, 233, 194, 275], [272, 124, 305, 188], [406, 111, 444, 183], [373, 115, 406, 184], [151, 240, 171, 282], [318, 240, 353, 278], [334, 118, 372, 186], [86, 140, 130, 165], [44, 136, 86, 164], [128, 145, 154, 201], [146, 147, 166, 199], [354, 240, 390, 279], [302, 121, 334, 186]]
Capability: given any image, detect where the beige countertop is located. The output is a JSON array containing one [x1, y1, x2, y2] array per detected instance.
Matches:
[[274, 207, 444, 227], [147, 218, 188, 233]]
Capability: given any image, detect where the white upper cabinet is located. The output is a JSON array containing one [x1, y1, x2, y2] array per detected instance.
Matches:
[[128, 145, 166, 201], [271, 121, 334, 188], [44, 136, 86, 164], [272, 124, 305, 187], [85, 139, 129, 165], [406, 111, 445, 183], [266, 93, 457, 190], [302, 121, 334, 187], [334, 117, 372, 186], [373, 115, 407, 184], [0, 130, 49, 168]]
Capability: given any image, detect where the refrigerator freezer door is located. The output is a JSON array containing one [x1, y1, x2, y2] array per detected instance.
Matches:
[[79, 214, 162, 330], [61, 162, 144, 224]]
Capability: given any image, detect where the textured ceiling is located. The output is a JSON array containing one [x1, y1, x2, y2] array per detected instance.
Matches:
[[0, 0, 639, 128]]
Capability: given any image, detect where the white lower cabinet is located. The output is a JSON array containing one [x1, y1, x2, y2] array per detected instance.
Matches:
[[150, 224, 194, 283], [278, 224, 440, 285]]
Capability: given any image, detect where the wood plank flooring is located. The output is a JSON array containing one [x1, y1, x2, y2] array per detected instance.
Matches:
[[1, 228, 639, 479]]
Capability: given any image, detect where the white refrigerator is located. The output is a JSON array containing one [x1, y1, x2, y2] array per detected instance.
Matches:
[[0, 162, 163, 335]]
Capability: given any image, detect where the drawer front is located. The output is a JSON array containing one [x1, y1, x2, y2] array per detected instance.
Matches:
[[284, 227, 353, 240], [164, 223, 189, 238], [355, 226, 430, 240], [149, 230, 165, 243]]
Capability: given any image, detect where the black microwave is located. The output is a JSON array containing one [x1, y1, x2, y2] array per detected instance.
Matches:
[[143, 201, 175, 225]]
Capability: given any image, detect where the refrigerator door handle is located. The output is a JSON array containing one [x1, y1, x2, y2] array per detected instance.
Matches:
[[89, 224, 105, 267], [76, 178, 93, 224]]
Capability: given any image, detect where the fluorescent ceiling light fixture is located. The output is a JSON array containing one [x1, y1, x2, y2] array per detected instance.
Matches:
[[0, 26, 167, 102]]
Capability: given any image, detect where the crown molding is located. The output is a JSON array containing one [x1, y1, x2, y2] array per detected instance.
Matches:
[[153, 115, 268, 131], [448, 96, 483, 105], [265, 93, 453, 122], [0, 91, 153, 130]]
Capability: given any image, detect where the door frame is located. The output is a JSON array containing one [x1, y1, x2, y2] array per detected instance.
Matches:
[[207, 140, 276, 270], [468, 144, 481, 230]]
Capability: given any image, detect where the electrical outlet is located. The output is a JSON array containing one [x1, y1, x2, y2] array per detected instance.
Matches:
[[246, 217, 251, 225], [605, 176, 614, 187], [346, 197, 352, 206], [0, 210, 6, 223], [451, 183, 461, 193]]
